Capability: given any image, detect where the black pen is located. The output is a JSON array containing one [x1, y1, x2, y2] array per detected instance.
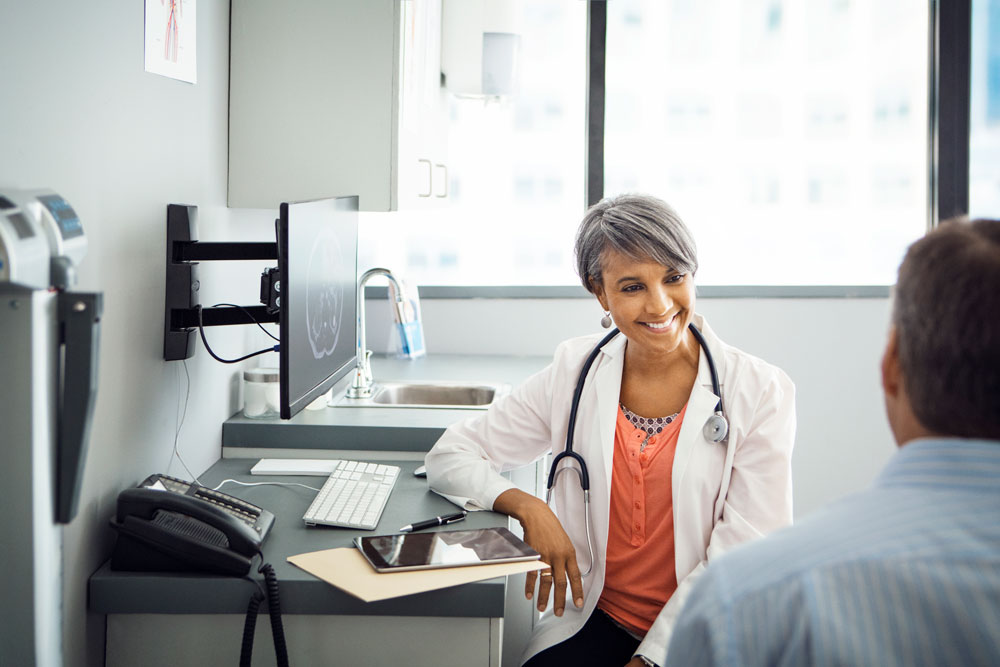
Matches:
[[399, 511, 468, 533]]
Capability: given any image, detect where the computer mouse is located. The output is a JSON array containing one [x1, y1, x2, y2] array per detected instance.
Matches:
[[413, 465, 427, 478]]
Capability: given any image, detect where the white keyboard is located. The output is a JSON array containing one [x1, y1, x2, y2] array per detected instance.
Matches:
[[302, 460, 400, 530]]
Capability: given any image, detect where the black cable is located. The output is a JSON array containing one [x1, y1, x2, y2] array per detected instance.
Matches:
[[239, 558, 289, 667], [261, 562, 289, 667], [239, 580, 266, 667], [211, 302, 280, 341], [196, 305, 278, 364]]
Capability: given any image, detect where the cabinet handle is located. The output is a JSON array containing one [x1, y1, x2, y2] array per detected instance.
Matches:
[[434, 163, 448, 198], [417, 159, 432, 197]]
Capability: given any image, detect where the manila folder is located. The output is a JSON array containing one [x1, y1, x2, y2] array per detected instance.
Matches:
[[288, 547, 546, 602]]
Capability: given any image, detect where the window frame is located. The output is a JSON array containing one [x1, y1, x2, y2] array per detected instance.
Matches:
[[931, 0, 972, 224]]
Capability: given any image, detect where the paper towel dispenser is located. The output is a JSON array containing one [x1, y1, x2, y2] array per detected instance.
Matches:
[[441, 0, 522, 98]]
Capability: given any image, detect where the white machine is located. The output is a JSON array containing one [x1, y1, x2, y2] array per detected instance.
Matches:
[[0, 188, 88, 289], [0, 188, 102, 666]]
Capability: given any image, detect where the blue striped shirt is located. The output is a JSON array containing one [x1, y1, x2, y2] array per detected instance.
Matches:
[[667, 438, 1000, 667]]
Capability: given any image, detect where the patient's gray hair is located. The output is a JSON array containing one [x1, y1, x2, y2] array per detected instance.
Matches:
[[575, 193, 699, 293]]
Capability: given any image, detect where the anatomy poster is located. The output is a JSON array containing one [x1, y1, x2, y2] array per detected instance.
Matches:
[[144, 0, 197, 83]]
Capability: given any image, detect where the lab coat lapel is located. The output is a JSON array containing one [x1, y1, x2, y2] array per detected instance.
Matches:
[[672, 324, 722, 496]]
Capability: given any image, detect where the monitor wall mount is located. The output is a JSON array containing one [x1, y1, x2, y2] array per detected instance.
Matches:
[[163, 204, 278, 361]]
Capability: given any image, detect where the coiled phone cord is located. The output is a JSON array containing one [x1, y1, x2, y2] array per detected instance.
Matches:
[[239, 559, 289, 667], [263, 562, 289, 665], [239, 585, 264, 667]]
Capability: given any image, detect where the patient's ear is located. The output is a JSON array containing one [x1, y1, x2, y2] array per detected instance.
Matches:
[[881, 326, 907, 446], [881, 326, 901, 399], [881, 325, 929, 446]]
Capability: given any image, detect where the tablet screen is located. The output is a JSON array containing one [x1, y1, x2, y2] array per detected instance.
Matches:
[[356, 526, 540, 572]]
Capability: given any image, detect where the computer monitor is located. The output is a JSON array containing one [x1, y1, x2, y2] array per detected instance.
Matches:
[[277, 196, 358, 419]]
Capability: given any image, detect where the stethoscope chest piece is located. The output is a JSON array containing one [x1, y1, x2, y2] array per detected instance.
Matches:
[[703, 413, 729, 443]]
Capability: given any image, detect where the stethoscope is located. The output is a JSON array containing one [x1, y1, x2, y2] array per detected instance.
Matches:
[[545, 322, 729, 577]]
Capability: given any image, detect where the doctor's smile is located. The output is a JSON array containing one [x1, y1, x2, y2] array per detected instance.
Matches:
[[639, 317, 676, 330]]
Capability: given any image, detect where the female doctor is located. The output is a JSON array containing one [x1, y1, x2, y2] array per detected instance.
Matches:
[[425, 194, 796, 667]]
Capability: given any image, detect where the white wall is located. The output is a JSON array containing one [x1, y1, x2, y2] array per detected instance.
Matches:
[[366, 294, 897, 518], [0, 3, 274, 665]]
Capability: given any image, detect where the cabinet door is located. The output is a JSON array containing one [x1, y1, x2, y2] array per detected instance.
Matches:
[[229, 0, 400, 211], [397, 0, 450, 208]]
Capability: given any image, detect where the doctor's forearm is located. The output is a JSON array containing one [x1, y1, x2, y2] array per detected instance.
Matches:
[[494, 488, 585, 612], [492, 487, 544, 520]]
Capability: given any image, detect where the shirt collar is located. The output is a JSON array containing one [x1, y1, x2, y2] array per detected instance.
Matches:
[[874, 437, 1000, 491]]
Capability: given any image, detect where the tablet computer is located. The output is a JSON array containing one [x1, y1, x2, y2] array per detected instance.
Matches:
[[354, 526, 541, 573]]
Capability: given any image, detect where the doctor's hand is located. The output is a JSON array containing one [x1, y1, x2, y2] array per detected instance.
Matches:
[[493, 488, 584, 617]]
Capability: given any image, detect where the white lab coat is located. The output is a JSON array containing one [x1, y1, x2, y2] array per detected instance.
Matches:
[[425, 315, 796, 666]]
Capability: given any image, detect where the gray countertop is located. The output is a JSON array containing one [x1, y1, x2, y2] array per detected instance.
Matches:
[[223, 354, 549, 452], [92, 355, 549, 618], [90, 458, 515, 617]]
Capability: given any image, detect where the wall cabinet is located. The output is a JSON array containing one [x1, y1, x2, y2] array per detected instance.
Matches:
[[229, 0, 449, 211]]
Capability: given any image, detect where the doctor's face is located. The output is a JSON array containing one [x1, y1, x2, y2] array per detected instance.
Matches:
[[593, 249, 696, 357]]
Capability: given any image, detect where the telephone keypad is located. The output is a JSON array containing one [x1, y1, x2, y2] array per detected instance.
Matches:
[[142, 474, 269, 533]]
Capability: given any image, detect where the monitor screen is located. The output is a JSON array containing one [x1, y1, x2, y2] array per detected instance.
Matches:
[[278, 196, 358, 419]]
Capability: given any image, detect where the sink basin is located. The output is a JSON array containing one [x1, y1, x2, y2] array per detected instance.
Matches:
[[336, 381, 510, 409], [373, 382, 499, 406]]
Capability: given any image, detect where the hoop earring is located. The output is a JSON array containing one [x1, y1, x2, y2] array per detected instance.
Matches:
[[600, 311, 613, 329]]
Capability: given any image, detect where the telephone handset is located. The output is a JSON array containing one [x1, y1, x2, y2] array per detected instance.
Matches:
[[110, 474, 287, 665], [110, 474, 275, 576]]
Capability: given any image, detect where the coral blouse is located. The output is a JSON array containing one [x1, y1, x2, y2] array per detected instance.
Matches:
[[597, 404, 687, 636]]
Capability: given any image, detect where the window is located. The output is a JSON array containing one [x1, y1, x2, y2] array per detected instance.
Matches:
[[604, 0, 930, 285], [970, 0, 1000, 218], [362, 1, 940, 288]]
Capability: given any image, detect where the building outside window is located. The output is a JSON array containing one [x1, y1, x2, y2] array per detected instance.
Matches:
[[970, 0, 1000, 217]]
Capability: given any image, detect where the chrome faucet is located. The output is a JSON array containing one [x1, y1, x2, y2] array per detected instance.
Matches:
[[346, 268, 405, 398]]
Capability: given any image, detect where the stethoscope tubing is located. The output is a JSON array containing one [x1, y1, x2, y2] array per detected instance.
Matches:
[[545, 322, 727, 577], [549, 327, 622, 493]]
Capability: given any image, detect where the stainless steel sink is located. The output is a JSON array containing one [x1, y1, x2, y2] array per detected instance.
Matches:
[[335, 380, 510, 409]]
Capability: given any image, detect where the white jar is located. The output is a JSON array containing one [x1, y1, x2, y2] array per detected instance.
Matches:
[[243, 367, 280, 419]]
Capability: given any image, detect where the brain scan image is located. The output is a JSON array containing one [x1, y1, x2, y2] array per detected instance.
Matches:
[[305, 229, 344, 360]]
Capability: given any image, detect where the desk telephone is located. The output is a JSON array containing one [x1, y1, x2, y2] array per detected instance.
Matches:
[[110, 474, 288, 665], [110, 473, 275, 576]]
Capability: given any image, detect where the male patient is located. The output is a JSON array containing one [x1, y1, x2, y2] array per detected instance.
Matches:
[[668, 218, 1000, 666]]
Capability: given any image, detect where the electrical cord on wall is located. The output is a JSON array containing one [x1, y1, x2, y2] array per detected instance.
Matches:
[[173, 304, 279, 481], [170, 359, 203, 486], [196, 305, 279, 364]]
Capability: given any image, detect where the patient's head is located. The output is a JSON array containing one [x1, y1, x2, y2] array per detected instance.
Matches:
[[887, 217, 1000, 442]]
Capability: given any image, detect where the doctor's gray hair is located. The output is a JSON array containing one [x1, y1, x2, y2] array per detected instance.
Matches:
[[575, 194, 698, 293], [893, 217, 1000, 439]]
